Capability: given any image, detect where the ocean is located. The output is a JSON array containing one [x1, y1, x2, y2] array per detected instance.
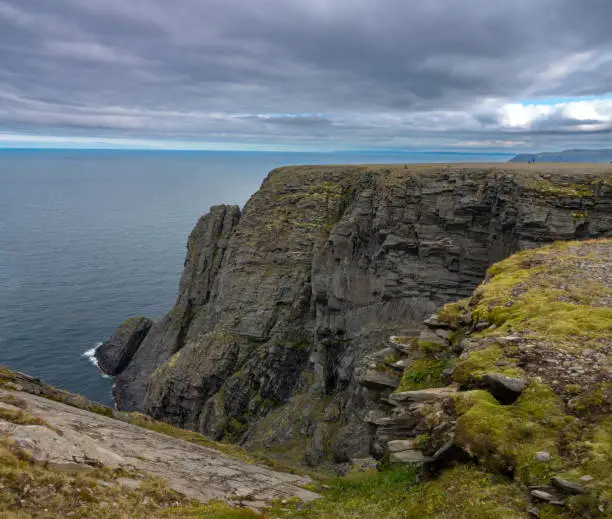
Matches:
[[0, 149, 511, 405]]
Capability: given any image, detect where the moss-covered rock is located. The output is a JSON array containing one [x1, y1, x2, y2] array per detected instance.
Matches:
[[396, 357, 452, 392], [373, 239, 611, 517], [447, 239, 611, 515]]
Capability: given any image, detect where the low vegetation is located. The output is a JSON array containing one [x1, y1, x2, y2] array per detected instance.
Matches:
[[455, 383, 569, 483], [271, 464, 530, 519], [396, 357, 450, 392], [0, 406, 52, 429], [453, 345, 523, 386], [0, 437, 257, 519], [470, 239, 612, 348]]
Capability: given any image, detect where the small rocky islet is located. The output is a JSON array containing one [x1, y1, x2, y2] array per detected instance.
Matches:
[[1, 163, 611, 518]]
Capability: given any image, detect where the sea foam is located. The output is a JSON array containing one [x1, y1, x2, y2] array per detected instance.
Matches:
[[83, 343, 112, 379]]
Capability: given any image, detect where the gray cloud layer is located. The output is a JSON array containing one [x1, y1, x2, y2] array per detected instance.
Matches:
[[0, 0, 611, 149]]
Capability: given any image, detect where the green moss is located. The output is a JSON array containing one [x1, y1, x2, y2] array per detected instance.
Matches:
[[553, 416, 612, 517], [437, 300, 468, 328], [396, 357, 451, 392], [122, 316, 146, 327], [567, 383, 611, 416], [167, 351, 181, 369], [224, 418, 247, 442], [384, 352, 400, 364], [0, 366, 17, 388], [270, 464, 420, 518], [88, 403, 115, 418], [455, 382, 572, 484], [391, 335, 417, 346], [525, 178, 595, 198], [415, 434, 431, 451], [453, 390, 499, 415], [418, 340, 448, 356], [471, 240, 612, 347], [272, 464, 529, 519], [453, 345, 523, 387]]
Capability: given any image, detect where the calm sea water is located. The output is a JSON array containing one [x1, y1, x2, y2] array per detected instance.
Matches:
[[0, 149, 510, 404]]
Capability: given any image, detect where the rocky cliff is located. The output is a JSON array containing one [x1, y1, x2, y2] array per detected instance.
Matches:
[[102, 163, 612, 468]]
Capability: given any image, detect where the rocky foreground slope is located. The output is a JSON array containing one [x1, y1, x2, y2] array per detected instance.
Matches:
[[0, 368, 317, 518], [99, 163, 612, 469]]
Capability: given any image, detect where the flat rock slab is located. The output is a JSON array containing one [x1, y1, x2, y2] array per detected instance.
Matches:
[[389, 449, 433, 464], [0, 389, 318, 509], [389, 387, 457, 404], [387, 439, 418, 453], [359, 370, 400, 390]]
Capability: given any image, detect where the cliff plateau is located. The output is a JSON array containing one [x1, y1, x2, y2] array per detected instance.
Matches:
[[102, 163, 612, 468]]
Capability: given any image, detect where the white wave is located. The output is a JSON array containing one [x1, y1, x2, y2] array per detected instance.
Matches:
[[83, 343, 112, 379]]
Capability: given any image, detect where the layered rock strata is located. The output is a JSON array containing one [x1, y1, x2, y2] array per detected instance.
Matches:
[[108, 164, 612, 467]]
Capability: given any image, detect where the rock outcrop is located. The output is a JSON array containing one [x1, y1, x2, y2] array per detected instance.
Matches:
[[0, 366, 318, 517], [95, 317, 154, 376], [108, 163, 612, 467], [372, 239, 611, 517]]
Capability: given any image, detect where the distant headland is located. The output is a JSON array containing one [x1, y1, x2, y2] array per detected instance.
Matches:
[[510, 148, 612, 163]]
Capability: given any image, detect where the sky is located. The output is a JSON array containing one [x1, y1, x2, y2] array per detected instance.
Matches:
[[0, 0, 611, 151]]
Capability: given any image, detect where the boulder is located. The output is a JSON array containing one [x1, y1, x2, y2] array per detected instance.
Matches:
[[418, 329, 449, 348], [95, 317, 153, 376], [358, 370, 401, 391], [530, 490, 555, 502], [551, 476, 586, 495], [424, 314, 457, 330], [387, 439, 417, 453], [389, 387, 457, 405], [375, 416, 423, 441], [536, 451, 552, 462], [390, 449, 433, 464], [474, 321, 491, 332]]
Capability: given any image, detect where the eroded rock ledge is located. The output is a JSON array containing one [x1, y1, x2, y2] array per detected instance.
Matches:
[[371, 238, 611, 517], [107, 163, 612, 468]]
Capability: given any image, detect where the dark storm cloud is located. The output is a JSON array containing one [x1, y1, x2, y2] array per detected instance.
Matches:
[[0, 0, 611, 149]]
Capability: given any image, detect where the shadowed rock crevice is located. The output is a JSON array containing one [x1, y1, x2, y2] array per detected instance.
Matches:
[[108, 164, 612, 467]]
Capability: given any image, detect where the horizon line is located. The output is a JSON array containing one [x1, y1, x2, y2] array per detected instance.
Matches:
[[0, 146, 518, 155]]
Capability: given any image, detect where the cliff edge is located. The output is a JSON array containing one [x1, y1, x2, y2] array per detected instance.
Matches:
[[102, 163, 612, 468]]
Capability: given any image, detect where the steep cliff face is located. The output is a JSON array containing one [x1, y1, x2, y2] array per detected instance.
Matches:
[[112, 163, 612, 467]]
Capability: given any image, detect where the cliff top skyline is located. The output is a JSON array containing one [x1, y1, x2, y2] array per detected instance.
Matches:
[[0, 0, 610, 152]]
